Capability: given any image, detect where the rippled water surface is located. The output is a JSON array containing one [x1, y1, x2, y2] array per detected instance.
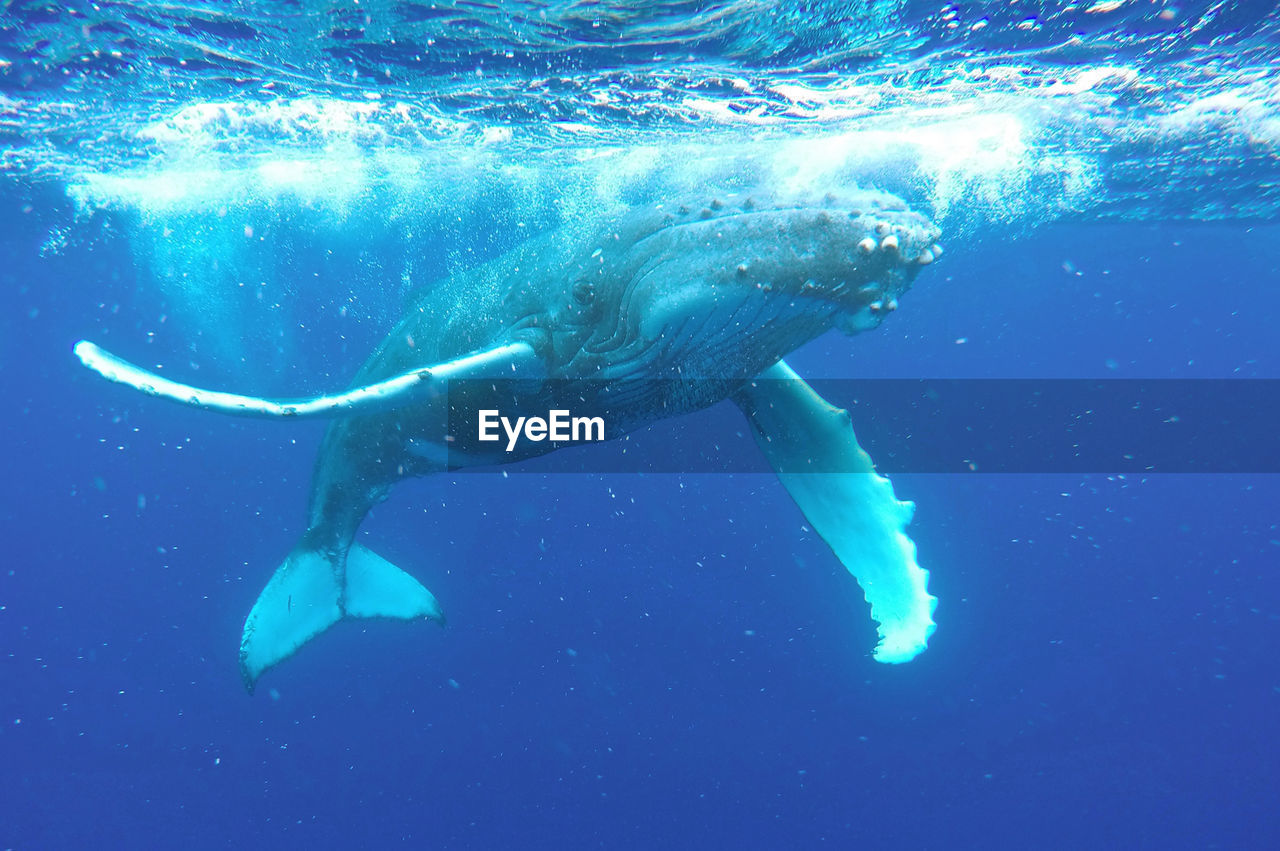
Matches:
[[4, 1, 1280, 222]]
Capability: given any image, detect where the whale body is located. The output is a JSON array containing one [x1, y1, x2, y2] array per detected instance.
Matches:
[[76, 188, 942, 692]]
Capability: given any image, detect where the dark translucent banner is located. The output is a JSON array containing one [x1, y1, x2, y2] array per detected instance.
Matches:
[[440, 379, 1280, 474]]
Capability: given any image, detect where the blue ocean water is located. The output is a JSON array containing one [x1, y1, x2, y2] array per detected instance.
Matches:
[[3, 2, 1279, 847]]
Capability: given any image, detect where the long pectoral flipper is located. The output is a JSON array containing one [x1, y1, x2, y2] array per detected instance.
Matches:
[[74, 339, 541, 419], [732, 361, 937, 663]]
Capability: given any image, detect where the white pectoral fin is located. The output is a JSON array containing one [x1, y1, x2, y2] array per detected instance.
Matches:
[[74, 339, 542, 419], [732, 360, 937, 664]]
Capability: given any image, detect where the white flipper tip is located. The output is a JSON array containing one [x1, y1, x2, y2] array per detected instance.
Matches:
[[872, 590, 938, 664]]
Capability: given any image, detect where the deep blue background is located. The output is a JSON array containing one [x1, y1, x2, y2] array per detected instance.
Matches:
[[2, 178, 1278, 848]]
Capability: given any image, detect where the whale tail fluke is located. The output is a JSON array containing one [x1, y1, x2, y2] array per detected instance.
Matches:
[[239, 544, 444, 693]]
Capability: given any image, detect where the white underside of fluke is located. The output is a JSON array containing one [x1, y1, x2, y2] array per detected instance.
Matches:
[[734, 360, 937, 663], [238, 544, 444, 692], [73, 339, 540, 419]]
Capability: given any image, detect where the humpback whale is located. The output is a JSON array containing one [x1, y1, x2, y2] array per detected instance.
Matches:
[[76, 188, 942, 692]]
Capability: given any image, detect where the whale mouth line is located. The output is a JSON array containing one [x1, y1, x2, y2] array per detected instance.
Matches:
[[657, 203, 871, 233], [583, 196, 941, 366]]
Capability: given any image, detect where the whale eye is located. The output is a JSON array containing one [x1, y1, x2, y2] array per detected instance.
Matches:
[[572, 280, 595, 307]]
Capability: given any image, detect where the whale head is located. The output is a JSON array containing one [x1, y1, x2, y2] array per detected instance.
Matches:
[[543, 189, 941, 380]]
